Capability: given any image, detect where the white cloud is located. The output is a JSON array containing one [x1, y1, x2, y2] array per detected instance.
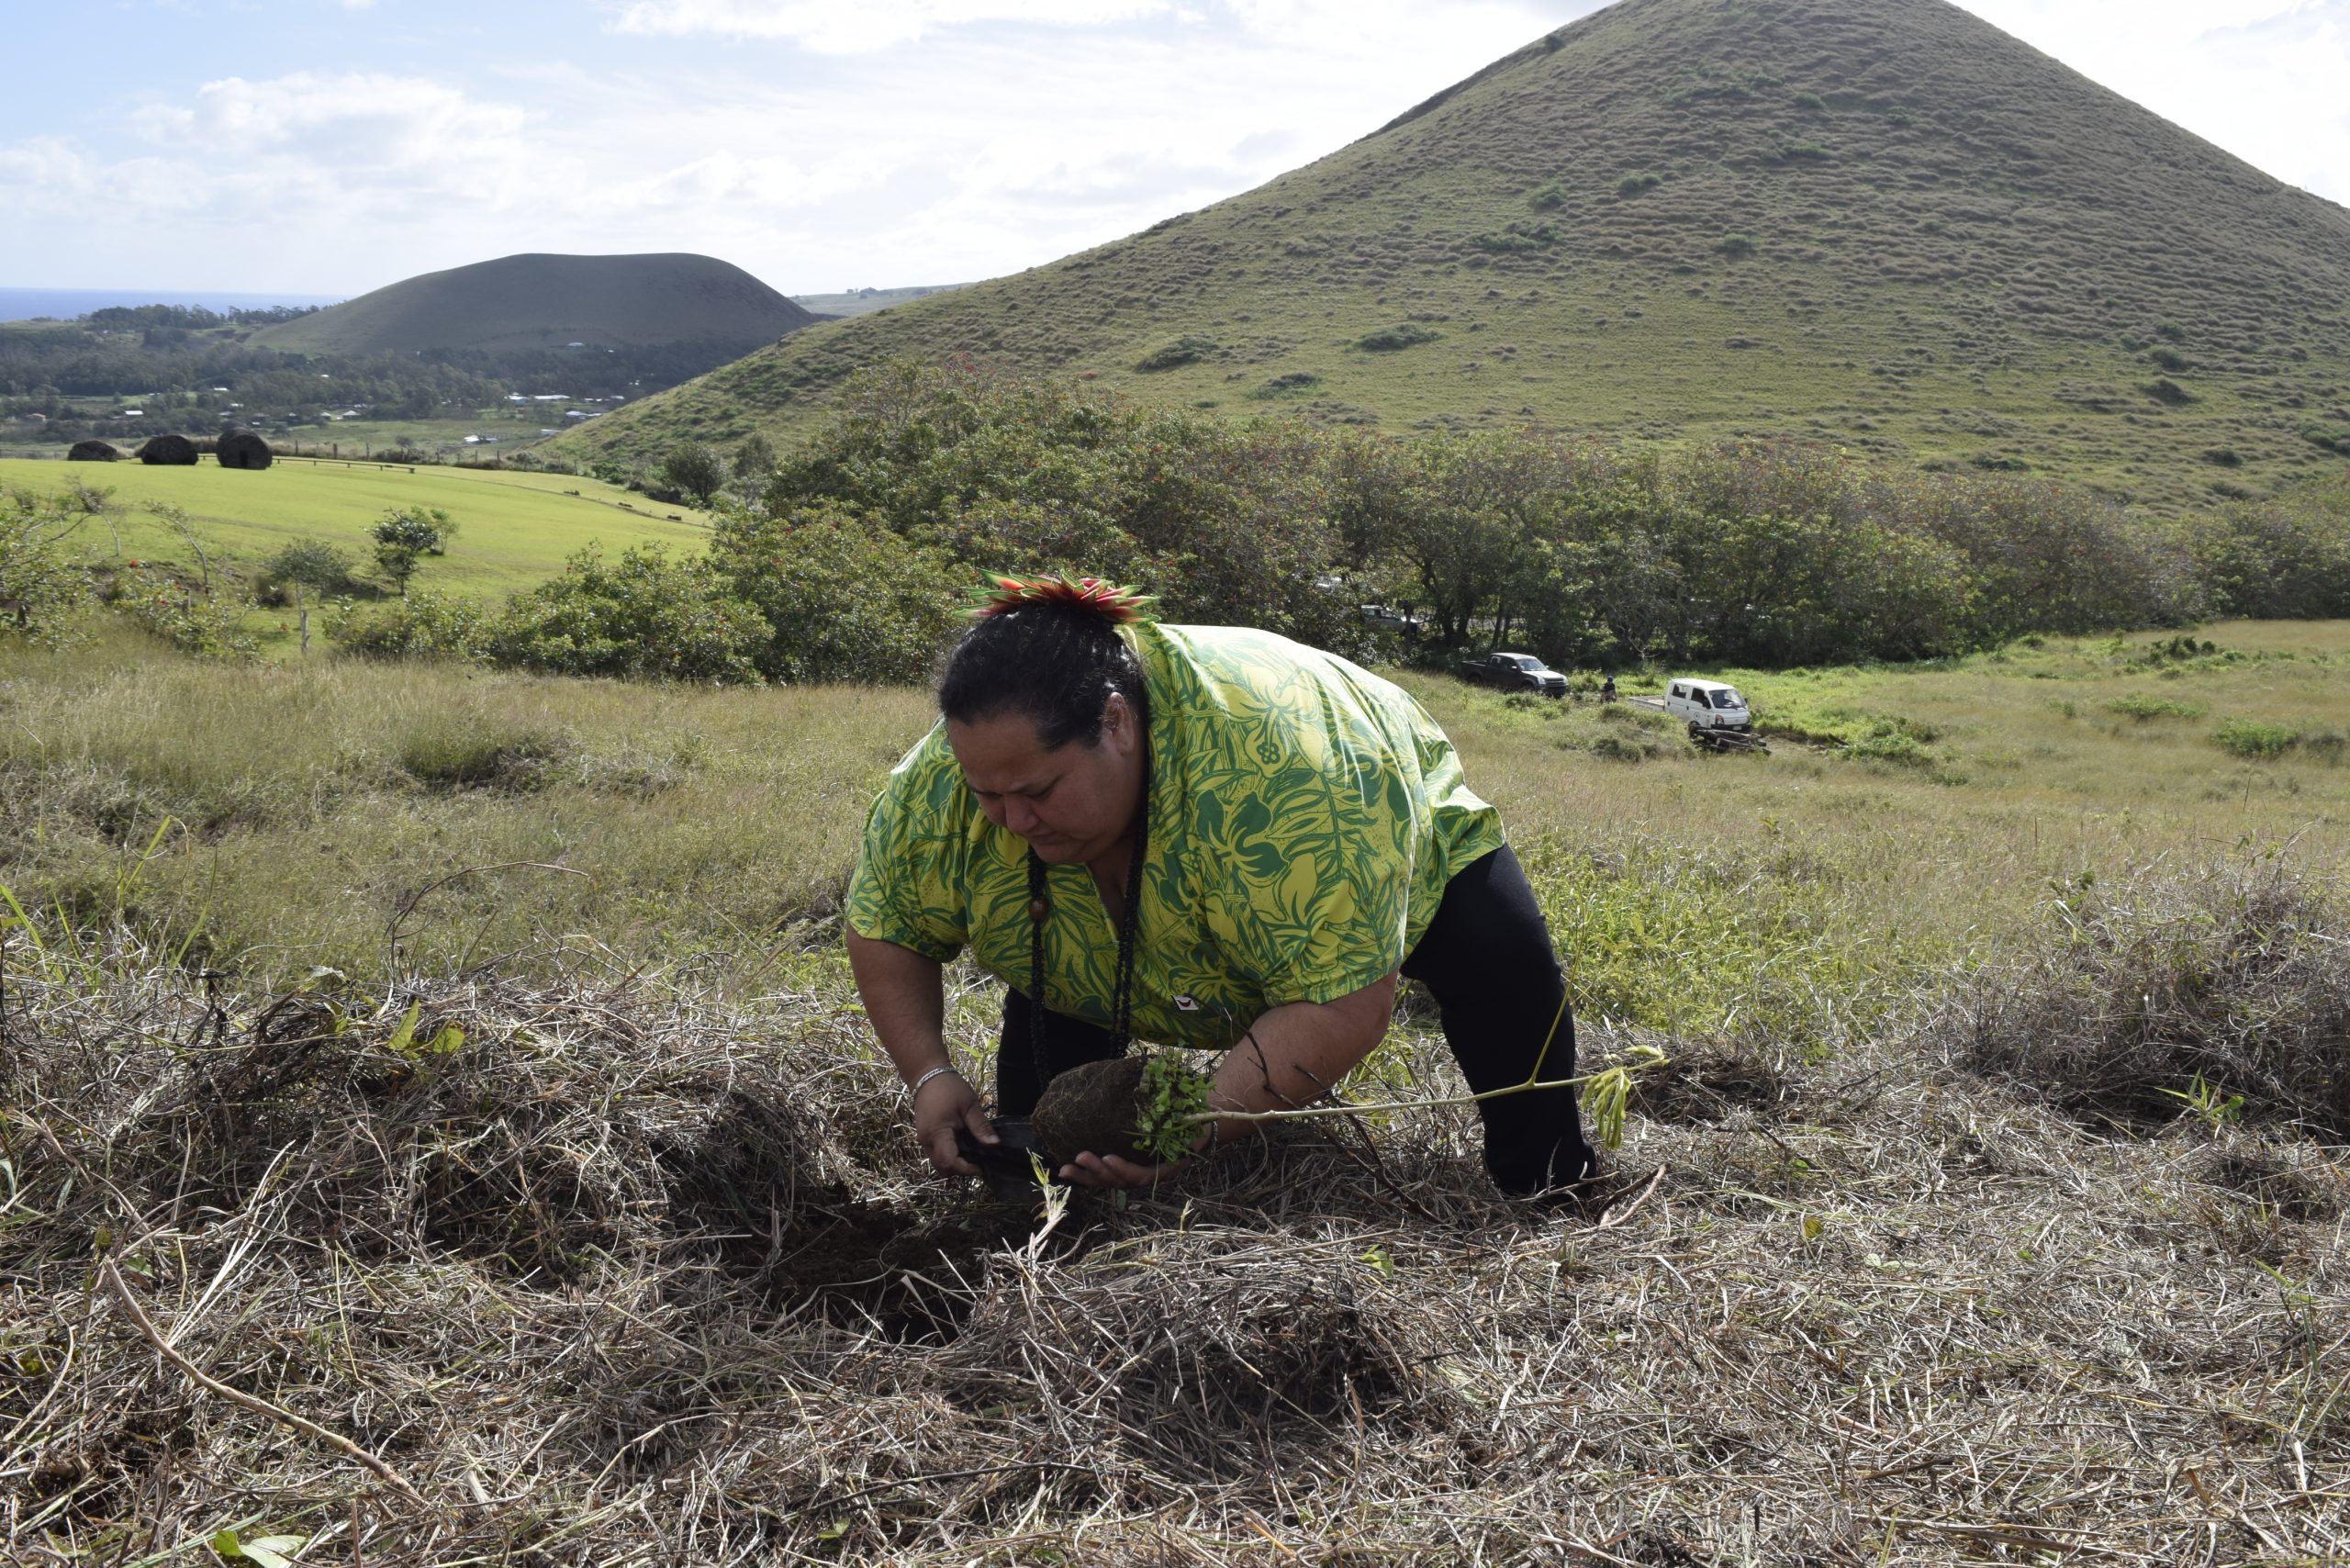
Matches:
[[609, 0, 1168, 50], [132, 73, 530, 168], [19, 1, 2336, 297], [1957, 0, 2350, 201]]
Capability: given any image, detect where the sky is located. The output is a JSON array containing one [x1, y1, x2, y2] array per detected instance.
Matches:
[[2, 0, 2344, 298]]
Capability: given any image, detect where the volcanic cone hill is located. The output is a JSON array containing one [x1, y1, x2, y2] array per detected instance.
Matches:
[[564, 0, 2350, 513], [252, 252, 816, 357]]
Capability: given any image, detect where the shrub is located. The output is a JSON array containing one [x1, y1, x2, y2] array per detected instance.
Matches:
[[2105, 694, 2204, 721], [1841, 715, 1939, 766], [1791, 91, 1826, 111], [262, 538, 356, 601], [2144, 378, 2194, 405], [1472, 222, 1557, 254], [2294, 420, 2350, 457], [1529, 183, 1567, 209], [1715, 234, 1757, 258], [1356, 323, 1442, 352], [397, 721, 573, 792], [711, 507, 967, 685], [1954, 860, 2350, 1137], [1136, 336, 1217, 373], [1615, 172, 1662, 196], [1249, 372, 1322, 398], [2213, 720, 2299, 759], [487, 544, 768, 685], [329, 589, 488, 663], [1, 486, 91, 648], [108, 565, 256, 661]]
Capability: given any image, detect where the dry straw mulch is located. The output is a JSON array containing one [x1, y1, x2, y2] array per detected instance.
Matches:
[[4, 867, 2346, 1565]]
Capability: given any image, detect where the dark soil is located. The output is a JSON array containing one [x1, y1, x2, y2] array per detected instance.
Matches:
[[660, 1088, 1041, 1339], [1032, 1056, 1152, 1166]]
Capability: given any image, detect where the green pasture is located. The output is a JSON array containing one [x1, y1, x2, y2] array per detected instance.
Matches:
[[0, 455, 709, 604], [264, 411, 571, 457], [2, 617, 2341, 1036]]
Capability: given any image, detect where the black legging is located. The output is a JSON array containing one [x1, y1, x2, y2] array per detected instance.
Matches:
[[994, 843, 1595, 1195]]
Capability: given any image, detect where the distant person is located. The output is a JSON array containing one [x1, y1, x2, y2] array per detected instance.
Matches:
[[1599, 674, 1617, 704], [845, 577, 1596, 1198]]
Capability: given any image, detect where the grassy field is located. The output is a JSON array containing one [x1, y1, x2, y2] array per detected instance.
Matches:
[[559, 0, 2350, 516], [0, 455, 710, 621], [2, 618, 2341, 1016], [5, 620, 2345, 1562]]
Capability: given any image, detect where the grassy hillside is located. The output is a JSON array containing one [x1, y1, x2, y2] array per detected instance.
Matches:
[[564, 0, 2350, 513], [251, 252, 815, 356], [0, 455, 708, 605], [6, 622, 2345, 1561], [789, 284, 970, 319]]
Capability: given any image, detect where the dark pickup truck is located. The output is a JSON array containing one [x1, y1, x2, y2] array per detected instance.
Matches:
[[1459, 651, 1569, 697]]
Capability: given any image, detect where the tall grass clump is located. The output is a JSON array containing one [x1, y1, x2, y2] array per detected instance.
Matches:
[[1951, 859, 2350, 1136]]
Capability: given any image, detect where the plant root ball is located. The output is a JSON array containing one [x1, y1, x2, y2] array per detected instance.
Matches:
[[1032, 1056, 1153, 1166]]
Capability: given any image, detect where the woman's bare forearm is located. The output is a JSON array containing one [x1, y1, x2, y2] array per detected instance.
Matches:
[[1206, 974, 1397, 1142], [845, 931, 952, 1083]]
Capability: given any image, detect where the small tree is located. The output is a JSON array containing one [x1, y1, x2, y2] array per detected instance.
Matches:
[[1, 486, 91, 648], [733, 432, 777, 485], [370, 506, 456, 599], [263, 537, 352, 653], [658, 442, 726, 506]]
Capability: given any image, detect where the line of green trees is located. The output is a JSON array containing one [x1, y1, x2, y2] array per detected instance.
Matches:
[[8, 359, 2348, 684], [504, 359, 2339, 680]]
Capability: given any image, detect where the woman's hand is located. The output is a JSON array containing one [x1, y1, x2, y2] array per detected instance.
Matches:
[[913, 1070, 999, 1177], [1054, 1149, 1187, 1190]]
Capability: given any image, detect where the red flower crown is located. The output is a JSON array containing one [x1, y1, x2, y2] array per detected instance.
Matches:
[[968, 574, 1156, 623]]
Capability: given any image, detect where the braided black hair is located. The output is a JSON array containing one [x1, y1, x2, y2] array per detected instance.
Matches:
[[938, 599, 1147, 749]]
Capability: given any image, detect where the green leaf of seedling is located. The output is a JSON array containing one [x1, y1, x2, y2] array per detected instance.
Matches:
[[1358, 1244, 1393, 1276], [384, 1002, 421, 1055], [239, 1537, 308, 1568]]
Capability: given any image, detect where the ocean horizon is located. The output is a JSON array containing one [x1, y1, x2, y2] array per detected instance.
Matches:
[[0, 286, 346, 322]]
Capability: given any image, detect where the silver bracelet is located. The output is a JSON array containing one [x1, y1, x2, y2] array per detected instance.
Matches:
[[908, 1064, 965, 1099]]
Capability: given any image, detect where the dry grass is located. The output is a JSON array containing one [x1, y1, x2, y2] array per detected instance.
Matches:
[[1953, 856, 2350, 1138], [6, 877, 2347, 1565]]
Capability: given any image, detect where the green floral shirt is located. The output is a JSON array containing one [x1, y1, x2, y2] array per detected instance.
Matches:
[[845, 622, 1504, 1049]]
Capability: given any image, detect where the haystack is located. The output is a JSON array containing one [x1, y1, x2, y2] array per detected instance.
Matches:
[[66, 439, 121, 462], [217, 427, 274, 470], [136, 433, 199, 465]]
